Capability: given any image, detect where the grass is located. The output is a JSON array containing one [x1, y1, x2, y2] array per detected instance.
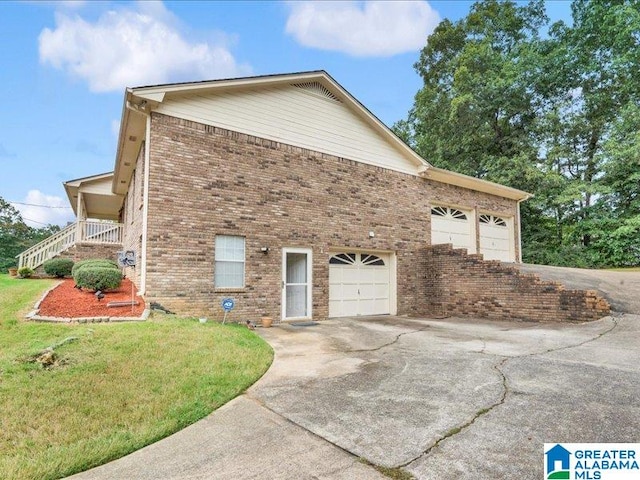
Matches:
[[0, 274, 273, 480], [605, 267, 640, 272], [359, 458, 415, 480]]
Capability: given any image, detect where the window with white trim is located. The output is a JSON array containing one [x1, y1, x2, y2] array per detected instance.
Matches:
[[214, 235, 245, 288]]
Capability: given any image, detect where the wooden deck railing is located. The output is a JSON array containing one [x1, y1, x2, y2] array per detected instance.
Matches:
[[17, 221, 123, 269]]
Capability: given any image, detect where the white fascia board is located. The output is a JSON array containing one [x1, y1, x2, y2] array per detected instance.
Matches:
[[128, 71, 328, 97], [423, 167, 532, 201]]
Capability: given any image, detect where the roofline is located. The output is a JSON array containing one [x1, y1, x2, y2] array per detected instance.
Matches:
[[122, 70, 429, 171], [63, 171, 114, 186], [422, 167, 532, 201], [129, 70, 329, 94], [112, 70, 531, 202]]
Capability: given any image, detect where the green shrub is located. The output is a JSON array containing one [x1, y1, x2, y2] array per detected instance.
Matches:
[[43, 258, 75, 278], [74, 266, 122, 291], [71, 258, 118, 276], [17, 267, 34, 278]]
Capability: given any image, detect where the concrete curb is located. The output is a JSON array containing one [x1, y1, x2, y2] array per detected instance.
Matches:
[[29, 310, 150, 323]]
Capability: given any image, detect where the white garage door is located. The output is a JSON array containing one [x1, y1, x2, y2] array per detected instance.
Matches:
[[431, 206, 474, 252], [479, 214, 513, 261], [329, 252, 390, 318]]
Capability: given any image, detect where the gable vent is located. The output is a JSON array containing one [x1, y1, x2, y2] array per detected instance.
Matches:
[[292, 81, 341, 103]]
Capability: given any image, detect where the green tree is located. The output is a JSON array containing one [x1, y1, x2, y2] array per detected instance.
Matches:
[[0, 197, 62, 272], [402, 0, 547, 187], [0, 197, 32, 271], [397, 0, 640, 267], [538, 0, 640, 252]]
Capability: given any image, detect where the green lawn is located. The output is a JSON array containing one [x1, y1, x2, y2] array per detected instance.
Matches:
[[0, 274, 273, 480]]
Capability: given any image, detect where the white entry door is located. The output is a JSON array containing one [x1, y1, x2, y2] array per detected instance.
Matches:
[[479, 214, 513, 261], [282, 248, 312, 320], [329, 252, 391, 318], [431, 206, 475, 253]]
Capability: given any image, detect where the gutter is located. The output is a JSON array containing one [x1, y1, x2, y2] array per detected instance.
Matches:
[[122, 97, 151, 296]]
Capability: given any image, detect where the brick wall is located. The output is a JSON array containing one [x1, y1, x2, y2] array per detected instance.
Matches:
[[422, 244, 610, 322], [143, 113, 519, 320]]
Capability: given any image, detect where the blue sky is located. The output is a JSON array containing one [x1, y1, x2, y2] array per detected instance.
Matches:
[[0, 0, 572, 227]]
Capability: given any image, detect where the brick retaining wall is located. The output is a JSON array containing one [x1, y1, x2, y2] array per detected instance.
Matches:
[[422, 244, 610, 322]]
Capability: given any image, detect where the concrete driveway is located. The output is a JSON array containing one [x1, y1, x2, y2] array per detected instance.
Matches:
[[71, 310, 640, 480], [518, 263, 640, 314]]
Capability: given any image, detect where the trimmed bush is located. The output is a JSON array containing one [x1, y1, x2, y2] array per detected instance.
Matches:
[[72, 258, 118, 276], [74, 266, 123, 291], [43, 258, 75, 278], [17, 267, 34, 278]]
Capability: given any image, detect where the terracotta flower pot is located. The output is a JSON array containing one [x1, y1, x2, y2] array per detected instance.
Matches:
[[8, 268, 18, 277], [261, 316, 273, 328]]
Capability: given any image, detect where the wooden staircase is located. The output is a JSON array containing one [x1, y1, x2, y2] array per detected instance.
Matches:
[[17, 221, 123, 270]]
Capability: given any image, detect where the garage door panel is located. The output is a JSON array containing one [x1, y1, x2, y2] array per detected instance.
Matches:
[[373, 268, 389, 282], [342, 284, 360, 297], [341, 300, 359, 317], [329, 252, 391, 318], [342, 269, 361, 283], [358, 299, 375, 315], [329, 284, 343, 297], [359, 284, 375, 298], [449, 232, 472, 247], [431, 230, 451, 245], [374, 299, 390, 312], [375, 284, 389, 297]]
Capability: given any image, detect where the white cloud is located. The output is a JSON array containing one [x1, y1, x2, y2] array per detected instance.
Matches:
[[111, 119, 121, 138], [285, 1, 440, 57], [12, 190, 75, 228], [39, 2, 251, 92]]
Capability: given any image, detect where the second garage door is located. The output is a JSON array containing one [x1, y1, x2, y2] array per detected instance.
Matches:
[[329, 252, 391, 318]]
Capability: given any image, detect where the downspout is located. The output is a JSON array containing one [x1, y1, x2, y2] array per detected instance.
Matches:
[[124, 100, 151, 295], [516, 198, 523, 263], [140, 114, 151, 294]]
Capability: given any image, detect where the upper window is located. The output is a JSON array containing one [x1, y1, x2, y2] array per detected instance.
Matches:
[[479, 214, 507, 227], [431, 206, 467, 220], [215, 235, 245, 288], [329, 253, 356, 265], [329, 253, 385, 266], [361, 254, 385, 266]]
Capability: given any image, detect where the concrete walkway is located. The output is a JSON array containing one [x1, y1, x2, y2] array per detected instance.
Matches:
[[70, 311, 640, 480]]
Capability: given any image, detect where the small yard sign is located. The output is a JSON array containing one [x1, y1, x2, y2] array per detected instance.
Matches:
[[221, 298, 235, 324], [221, 298, 235, 311]]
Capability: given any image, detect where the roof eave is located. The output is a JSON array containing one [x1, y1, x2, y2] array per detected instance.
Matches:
[[422, 167, 532, 201], [112, 89, 148, 195]]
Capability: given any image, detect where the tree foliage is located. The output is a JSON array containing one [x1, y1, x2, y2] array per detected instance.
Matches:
[[396, 0, 640, 267], [0, 196, 62, 272]]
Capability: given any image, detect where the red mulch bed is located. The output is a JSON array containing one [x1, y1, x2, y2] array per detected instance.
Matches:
[[38, 278, 145, 318]]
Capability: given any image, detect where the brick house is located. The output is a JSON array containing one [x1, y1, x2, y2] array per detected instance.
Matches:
[[20, 71, 609, 322]]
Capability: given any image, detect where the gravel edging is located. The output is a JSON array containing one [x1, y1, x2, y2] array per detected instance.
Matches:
[[26, 282, 150, 323]]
